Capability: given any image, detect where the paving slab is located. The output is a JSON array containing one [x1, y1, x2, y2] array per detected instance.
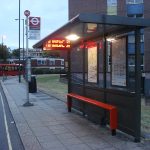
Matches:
[[1, 77, 150, 150]]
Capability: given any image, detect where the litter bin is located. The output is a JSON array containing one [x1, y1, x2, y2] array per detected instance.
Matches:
[[29, 75, 37, 93]]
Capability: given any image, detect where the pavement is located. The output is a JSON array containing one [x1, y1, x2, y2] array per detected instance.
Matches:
[[1, 77, 150, 150]]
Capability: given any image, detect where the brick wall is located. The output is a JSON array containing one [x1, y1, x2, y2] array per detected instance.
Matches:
[[68, 0, 107, 19], [117, 0, 126, 16]]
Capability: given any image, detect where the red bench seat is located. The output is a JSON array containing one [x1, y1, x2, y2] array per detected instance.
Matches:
[[67, 93, 118, 135]]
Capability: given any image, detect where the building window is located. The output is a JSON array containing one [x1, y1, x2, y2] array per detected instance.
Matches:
[[61, 60, 64, 65], [128, 55, 144, 72], [128, 34, 144, 43], [107, 0, 117, 15], [140, 34, 144, 42], [37, 60, 46, 65], [50, 60, 55, 65], [128, 35, 135, 43], [107, 0, 117, 6], [126, 0, 143, 4]]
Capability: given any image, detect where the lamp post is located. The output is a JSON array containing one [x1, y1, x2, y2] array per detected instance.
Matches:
[[1, 35, 6, 80], [1, 35, 6, 63], [18, 0, 21, 83], [15, 19, 25, 62], [22, 19, 25, 62], [1, 36, 4, 62]]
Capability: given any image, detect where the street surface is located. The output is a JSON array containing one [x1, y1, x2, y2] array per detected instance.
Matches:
[[0, 83, 24, 150]]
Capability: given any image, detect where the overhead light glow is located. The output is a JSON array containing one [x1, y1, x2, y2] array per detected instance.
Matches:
[[66, 34, 80, 41], [107, 38, 116, 42]]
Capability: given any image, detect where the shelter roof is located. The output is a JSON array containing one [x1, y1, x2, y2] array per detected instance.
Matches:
[[33, 13, 150, 48]]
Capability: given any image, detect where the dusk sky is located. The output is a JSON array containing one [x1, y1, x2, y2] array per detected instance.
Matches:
[[0, 0, 68, 49]]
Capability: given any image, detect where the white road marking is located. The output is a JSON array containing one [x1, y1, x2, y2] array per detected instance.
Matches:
[[0, 93, 13, 150]]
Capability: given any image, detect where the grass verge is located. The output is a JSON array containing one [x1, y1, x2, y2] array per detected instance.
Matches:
[[36, 74, 67, 94]]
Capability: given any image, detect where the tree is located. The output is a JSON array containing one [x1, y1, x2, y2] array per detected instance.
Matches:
[[12, 48, 20, 58], [0, 44, 9, 63], [42, 50, 60, 58]]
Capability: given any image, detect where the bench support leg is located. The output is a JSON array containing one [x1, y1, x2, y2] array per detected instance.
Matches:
[[67, 96, 72, 112], [110, 109, 117, 135]]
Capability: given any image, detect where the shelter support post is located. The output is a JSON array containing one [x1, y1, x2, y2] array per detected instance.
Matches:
[[67, 49, 71, 93], [134, 28, 141, 142]]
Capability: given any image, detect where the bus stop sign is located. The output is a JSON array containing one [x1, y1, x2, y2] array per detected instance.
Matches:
[[24, 10, 30, 17]]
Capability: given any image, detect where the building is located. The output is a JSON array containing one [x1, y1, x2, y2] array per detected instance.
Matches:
[[68, 0, 150, 100], [8, 57, 65, 71], [31, 57, 64, 70], [20, 48, 43, 59]]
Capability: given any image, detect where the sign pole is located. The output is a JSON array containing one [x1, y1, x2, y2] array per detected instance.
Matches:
[[23, 10, 33, 107], [18, 0, 21, 83]]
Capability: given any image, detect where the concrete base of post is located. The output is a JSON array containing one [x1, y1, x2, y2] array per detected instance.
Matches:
[[23, 101, 34, 107]]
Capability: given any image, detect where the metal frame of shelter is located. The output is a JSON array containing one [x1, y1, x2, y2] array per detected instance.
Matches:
[[33, 13, 150, 142]]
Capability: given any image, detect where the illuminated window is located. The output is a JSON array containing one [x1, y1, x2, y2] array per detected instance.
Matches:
[[107, 0, 117, 15], [85, 23, 97, 33], [107, 0, 117, 6]]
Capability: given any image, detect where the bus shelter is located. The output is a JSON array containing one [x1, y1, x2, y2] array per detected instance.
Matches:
[[33, 13, 150, 142]]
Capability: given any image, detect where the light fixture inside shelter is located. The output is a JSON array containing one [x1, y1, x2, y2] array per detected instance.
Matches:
[[66, 34, 80, 41]]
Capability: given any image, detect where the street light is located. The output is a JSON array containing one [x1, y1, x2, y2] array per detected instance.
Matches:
[[2, 35, 6, 44], [18, 0, 21, 83], [14, 0, 23, 82], [1, 35, 6, 63], [15, 19, 25, 62]]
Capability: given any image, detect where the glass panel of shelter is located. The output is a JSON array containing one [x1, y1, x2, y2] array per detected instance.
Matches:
[[106, 36, 136, 92], [70, 45, 84, 85], [70, 28, 139, 92]]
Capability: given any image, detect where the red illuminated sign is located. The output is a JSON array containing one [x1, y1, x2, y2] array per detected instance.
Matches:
[[79, 41, 97, 49], [43, 39, 71, 50], [79, 41, 103, 49]]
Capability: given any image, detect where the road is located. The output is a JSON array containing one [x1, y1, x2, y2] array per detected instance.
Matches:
[[0, 83, 24, 150]]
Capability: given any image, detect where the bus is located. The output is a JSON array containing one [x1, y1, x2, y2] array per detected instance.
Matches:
[[0, 64, 24, 76]]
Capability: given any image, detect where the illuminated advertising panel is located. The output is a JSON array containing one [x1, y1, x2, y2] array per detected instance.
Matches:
[[43, 39, 71, 50], [111, 38, 126, 86], [87, 43, 97, 83]]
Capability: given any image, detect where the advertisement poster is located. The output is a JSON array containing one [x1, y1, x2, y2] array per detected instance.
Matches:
[[88, 46, 97, 83], [111, 38, 126, 86]]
